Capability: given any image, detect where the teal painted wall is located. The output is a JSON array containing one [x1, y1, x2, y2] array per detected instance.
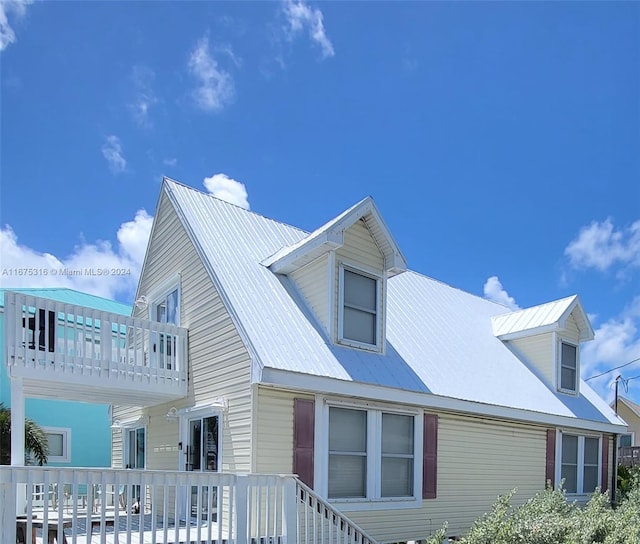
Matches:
[[1, 289, 131, 468]]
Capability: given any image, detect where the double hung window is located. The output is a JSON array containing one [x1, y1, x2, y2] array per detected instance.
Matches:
[[560, 433, 600, 494], [327, 406, 416, 501], [339, 268, 380, 350]]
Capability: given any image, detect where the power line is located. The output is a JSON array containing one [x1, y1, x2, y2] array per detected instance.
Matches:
[[584, 357, 640, 381]]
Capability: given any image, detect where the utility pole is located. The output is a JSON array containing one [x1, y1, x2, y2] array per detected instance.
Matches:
[[614, 375, 621, 414]]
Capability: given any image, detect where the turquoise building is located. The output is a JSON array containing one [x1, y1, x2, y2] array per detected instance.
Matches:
[[0, 288, 131, 467]]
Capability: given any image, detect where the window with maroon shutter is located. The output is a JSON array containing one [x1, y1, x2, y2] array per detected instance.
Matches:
[[293, 398, 315, 488], [423, 413, 438, 499], [546, 429, 556, 488]]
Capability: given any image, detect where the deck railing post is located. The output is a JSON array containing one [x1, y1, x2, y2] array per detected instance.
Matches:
[[282, 477, 298, 544], [0, 470, 18, 544], [235, 474, 249, 544]]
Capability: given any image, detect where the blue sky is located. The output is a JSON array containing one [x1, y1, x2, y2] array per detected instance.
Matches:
[[1, 1, 639, 405]]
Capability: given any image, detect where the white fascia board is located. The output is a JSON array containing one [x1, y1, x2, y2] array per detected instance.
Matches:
[[495, 323, 560, 341], [259, 368, 627, 434], [266, 231, 344, 274]]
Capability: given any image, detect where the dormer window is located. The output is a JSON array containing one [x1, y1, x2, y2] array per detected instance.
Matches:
[[559, 341, 578, 393], [338, 267, 380, 351]]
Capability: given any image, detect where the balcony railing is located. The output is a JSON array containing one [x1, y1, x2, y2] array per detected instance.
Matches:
[[619, 446, 640, 468], [0, 467, 379, 544], [3, 291, 187, 405]]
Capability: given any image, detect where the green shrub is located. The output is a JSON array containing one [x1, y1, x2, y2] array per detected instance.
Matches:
[[424, 481, 640, 544]]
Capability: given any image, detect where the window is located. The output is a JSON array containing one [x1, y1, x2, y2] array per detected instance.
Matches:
[[327, 405, 416, 501], [560, 433, 600, 494], [43, 427, 71, 463], [619, 434, 634, 448], [339, 268, 379, 349], [559, 342, 578, 393], [150, 283, 180, 369], [125, 427, 145, 469]]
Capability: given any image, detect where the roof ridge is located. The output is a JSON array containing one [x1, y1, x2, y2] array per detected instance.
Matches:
[[163, 176, 309, 236]]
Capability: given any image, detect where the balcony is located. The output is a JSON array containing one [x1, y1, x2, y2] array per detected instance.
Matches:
[[3, 291, 187, 406]]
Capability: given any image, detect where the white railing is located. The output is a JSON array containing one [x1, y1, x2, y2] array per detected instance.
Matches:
[[3, 291, 187, 401], [297, 481, 379, 544], [0, 467, 300, 544]]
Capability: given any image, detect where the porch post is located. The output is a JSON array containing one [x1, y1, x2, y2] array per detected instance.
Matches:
[[235, 475, 249, 544], [10, 376, 25, 466], [282, 477, 298, 543]]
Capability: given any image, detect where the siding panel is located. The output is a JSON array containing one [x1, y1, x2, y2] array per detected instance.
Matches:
[[113, 191, 253, 473]]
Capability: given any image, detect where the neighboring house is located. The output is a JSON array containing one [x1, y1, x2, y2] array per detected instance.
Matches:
[[106, 177, 626, 542], [614, 396, 640, 467], [0, 288, 131, 467]]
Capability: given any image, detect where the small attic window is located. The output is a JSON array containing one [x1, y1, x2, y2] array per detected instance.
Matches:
[[338, 267, 380, 350], [559, 342, 578, 393]]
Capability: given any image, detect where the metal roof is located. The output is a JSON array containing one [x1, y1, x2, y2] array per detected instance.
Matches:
[[491, 295, 594, 341], [164, 179, 621, 429], [0, 288, 131, 315]]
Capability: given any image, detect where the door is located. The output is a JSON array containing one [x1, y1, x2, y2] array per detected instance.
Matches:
[[150, 287, 179, 369], [124, 427, 145, 510], [184, 415, 219, 521]]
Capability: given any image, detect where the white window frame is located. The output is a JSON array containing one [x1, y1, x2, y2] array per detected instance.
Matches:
[[337, 264, 383, 352], [316, 397, 422, 511], [148, 275, 181, 326], [43, 426, 71, 463], [619, 432, 635, 448], [123, 423, 147, 470], [557, 339, 579, 395], [556, 430, 601, 497]]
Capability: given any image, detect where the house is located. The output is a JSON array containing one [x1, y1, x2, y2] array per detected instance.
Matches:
[[0, 288, 130, 468], [614, 396, 640, 467], [107, 177, 625, 542]]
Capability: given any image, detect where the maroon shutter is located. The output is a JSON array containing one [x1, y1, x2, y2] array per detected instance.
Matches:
[[423, 413, 438, 499], [601, 435, 609, 493], [293, 398, 315, 488], [545, 429, 556, 488]]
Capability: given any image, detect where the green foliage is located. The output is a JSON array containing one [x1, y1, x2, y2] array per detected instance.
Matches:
[[424, 522, 448, 544], [0, 403, 49, 465], [425, 481, 640, 544]]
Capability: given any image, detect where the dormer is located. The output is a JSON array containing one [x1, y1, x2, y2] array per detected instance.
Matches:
[[491, 295, 594, 395], [263, 197, 407, 353]]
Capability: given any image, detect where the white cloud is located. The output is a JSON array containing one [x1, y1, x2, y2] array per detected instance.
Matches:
[[0, 210, 153, 300], [581, 297, 640, 403], [101, 135, 126, 174], [129, 65, 158, 128], [282, 0, 334, 59], [0, 0, 32, 52], [188, 36, 234, 112], [163, 158, 177, 167], [203, 173, 250, 210], [565, 218, 640, 273], [483, 276, 519, 310]]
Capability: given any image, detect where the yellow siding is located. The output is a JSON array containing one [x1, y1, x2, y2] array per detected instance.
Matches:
[[290, 254, 330, 335], [345, 414, 547, 542], [617, 403, 640, 445], [334, 220, 385, 344], [509, 333, 554, 387], [564, 314, 580, 343], [253, 388, 549, 542], [113, 191, 253, 474], [253, 386, 313, 474]]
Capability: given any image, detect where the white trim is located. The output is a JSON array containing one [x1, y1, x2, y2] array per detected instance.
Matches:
[[557, 338, 580, 396], [42, 426, 71, 463], [317, 396, 423, 511], [337, 263, 383, 352], [555, 429, 602, 497], [260, 368, 626, 434], [148, 274, 181, 326], [619, 432, 635, 448]]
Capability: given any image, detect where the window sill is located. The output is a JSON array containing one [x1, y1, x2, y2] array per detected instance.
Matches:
[[329, 497, 422, 511]]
